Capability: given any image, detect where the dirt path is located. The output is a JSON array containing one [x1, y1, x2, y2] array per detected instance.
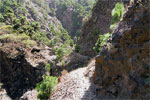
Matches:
[[50, 59, 99, 100]]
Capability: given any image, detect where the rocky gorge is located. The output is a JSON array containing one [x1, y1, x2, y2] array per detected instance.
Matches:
[[0, 0, 150, 100]]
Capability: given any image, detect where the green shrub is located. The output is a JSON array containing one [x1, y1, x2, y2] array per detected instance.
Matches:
[[111, 3, 124, 24], [55, 47, 65, 61], [31, 31, 51, 46], [75, 44, 79, 52], [22, 39, 37, 47], [93, 33, 112, 53], [36, 64, 57, 100], [46, 63, 51, 72], [50, 40, 55, 47], [36, 75, 57, 100], [0, 13, 4, 22], [94, 28, 99, 36], [0, 32, 29, 41]]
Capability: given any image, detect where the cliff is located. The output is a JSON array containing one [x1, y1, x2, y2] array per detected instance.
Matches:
[[77, 0, 129, 57], [94, 0, 150, 99]]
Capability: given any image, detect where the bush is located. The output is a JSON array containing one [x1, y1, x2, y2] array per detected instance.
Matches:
[[55, 47, 65, 61], [46, 63, 51, 72], [93, 33, 112, 53], [0, 13, 4, 22], [36, 64, 57, 100], [31, 31, 51, 46], [111, 3, 124, 24], [94, 28, 99, 36], [22, 39, 37, 47], [75, 44, 79, 52], [36, 75, 57, 100]]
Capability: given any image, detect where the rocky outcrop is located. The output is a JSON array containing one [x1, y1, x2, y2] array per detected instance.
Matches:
[[78, 0, 129, 57], [94, 0, 150, 99], [0, 41, 55, 99]]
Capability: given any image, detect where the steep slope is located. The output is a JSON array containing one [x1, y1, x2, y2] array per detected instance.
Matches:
[[0, 0, 73, 99], [0, 0, 74, 61], [48, 0, 95, 38], [77, 0, 129, 57], [94, 0, 150, 99], [0, 25, 53, 99]]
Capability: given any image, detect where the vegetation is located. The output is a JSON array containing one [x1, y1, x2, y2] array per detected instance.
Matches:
[[94, 28, 99, 36], [110, 3, 124, 30], [36, 64, 58, 100], [0, 5, 49, 46], [0, 25, 37, 48], [36, 75, 57, 100], [75, 44, 80, 53], [52, 0, 96, 37], [93, 33, 112, 54], [0, 0, 74, 60], [48, 22, 74, 61], [93, 3, 124, 54]]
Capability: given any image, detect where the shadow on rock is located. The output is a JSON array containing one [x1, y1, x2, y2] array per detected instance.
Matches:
[[0, 51, 45, 100]]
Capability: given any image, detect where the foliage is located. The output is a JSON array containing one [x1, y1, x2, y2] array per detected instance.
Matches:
[[32, 31, 51, 45], [75, 44, 79, 53], [111, 3, 124, 24], [0, 31, 37, 48], [36, 75, 57, 100], [22, 39, 37, 47], [46, 63, 51, 72], [49, 23, 74, 61], [53, 0, 95, 37], [55, 47, 65, 61], [93, 3, 124, 54], [93, 33, 112, 53], [36, 64, 57, 100], [0, 13, 4, 22], [94, 28, 99, 36], [0, 0, 74, 62]]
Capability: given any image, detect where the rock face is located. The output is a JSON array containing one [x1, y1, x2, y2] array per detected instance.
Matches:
[[94, 0, 150, 99], [0, 42, 54, 99], [56, 6, 81, 38], [78, 0, 129, 57]]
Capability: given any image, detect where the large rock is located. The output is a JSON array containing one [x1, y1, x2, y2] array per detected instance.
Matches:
[[94, 0, 150, 99]]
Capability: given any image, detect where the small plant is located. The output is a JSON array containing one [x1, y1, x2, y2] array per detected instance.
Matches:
[[94, 28, 99, 36], [111, 3, 124, 24], [0, 13, 4, 22], [75, 44, 79, 53], [36, 64, 58, 100], [61, 60, 66, 67], [46, 63, 51, 72], [22, 39, 37, 47], [55, 47, 64, 62], [93, 33, 112, 53], [36, 75, 57, 100]]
